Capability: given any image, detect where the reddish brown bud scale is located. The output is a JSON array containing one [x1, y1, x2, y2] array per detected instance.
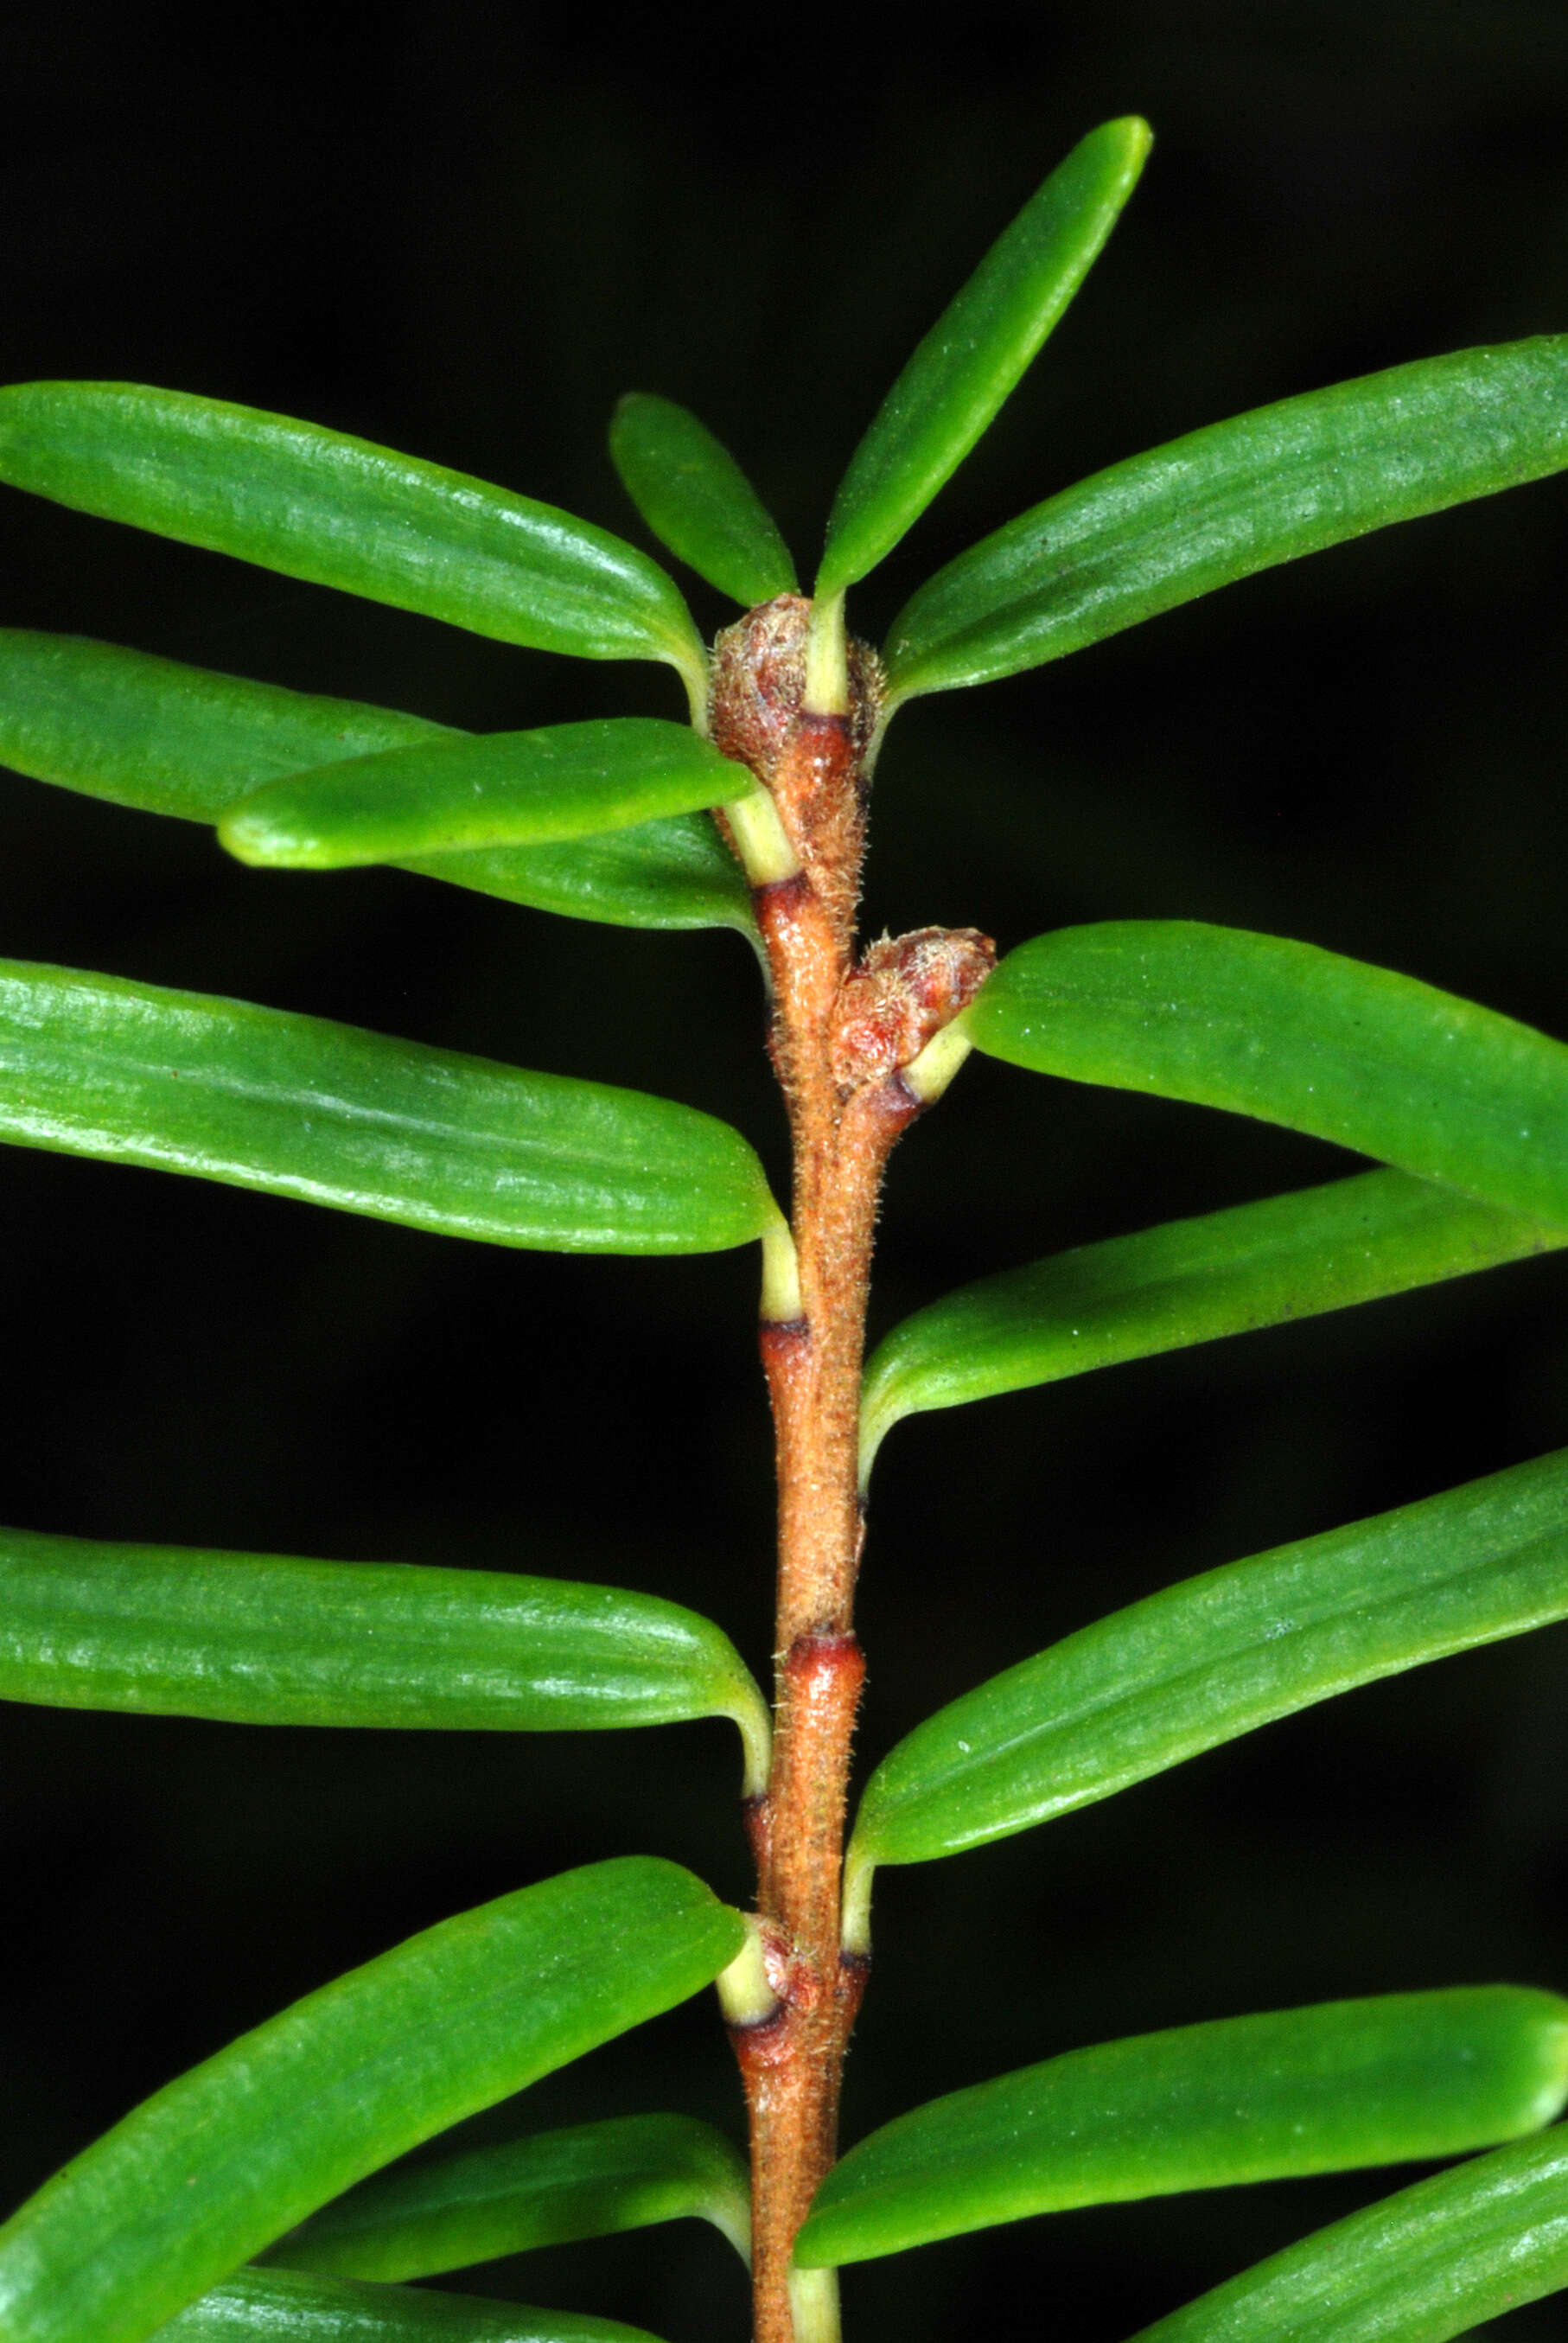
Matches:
[[708, 597, 883, 795], [832, 924, 997, 1096], [708, 597, 818, 780]]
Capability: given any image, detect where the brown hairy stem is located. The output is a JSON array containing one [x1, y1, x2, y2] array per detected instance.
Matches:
[[709, 597, 994, 2343]]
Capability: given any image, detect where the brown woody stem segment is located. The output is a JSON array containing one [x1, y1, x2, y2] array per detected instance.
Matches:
[[709, 597, 994, 2343]]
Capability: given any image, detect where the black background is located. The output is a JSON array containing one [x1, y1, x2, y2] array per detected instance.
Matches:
[[4, 4, 1568, 2337]]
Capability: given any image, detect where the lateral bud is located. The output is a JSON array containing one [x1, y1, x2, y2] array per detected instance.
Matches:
[[830, 926, 996, 1101]]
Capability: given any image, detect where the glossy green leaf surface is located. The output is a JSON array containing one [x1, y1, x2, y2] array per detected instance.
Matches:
[[159, 2269, 660, 2343], [0, 630, 755, 934], [405, 823, 755, 935], [817, 118, 1151, 596], [0, 628, 443, 820], [219, 719, 755, 868], [0, 958, 778, 1254], [794, 1988, 1568, 2268], [0, 1860, 743, 2343], [846, 1447, 1568, 1897], [0, 1530, 769, 1770], [860, 1168, 1562, 1481], [0, 384, 704, 683], [885, 335, 1568, 699], [966, 921, 1568, 1228], [610, 394, 796, 606], [397, 821, 755, 936], [1126, 2125, 1568, 2343], [269, 2115, 749, 2279]]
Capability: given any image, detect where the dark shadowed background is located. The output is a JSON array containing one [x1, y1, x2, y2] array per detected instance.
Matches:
[[4, 3, 1568, 2337]]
